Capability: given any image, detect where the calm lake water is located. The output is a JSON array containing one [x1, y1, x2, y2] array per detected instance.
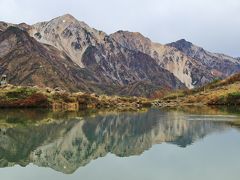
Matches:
[[0, 107, 240, 180]]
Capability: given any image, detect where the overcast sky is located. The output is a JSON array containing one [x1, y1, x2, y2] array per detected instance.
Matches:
[[0, 0, 239, 56]]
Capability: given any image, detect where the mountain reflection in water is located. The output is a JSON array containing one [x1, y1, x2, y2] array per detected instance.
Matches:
[[0, 107, 239, 174]]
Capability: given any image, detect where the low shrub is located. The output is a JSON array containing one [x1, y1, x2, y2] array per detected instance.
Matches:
[[5, 87, 37, 100], [0, 93, 49, 108], [208, 92, 240, 105], [226, 92, 240, 105]]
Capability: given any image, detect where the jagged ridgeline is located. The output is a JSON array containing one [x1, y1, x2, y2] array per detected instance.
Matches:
[[0, 14, 240, 97], [0, 108, 234, 174]]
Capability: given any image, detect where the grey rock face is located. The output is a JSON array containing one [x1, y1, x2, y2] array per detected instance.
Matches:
[[111, 31, 216, 88], [0, 15, 184, 96], [0, 14, 239, 94], [167, 39, 240, 78]]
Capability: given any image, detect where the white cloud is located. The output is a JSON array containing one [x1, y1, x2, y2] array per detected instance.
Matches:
[[0, 0, 239, 56]]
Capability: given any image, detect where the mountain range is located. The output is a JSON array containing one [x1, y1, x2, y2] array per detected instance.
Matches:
[[0, 14, 239, 97]]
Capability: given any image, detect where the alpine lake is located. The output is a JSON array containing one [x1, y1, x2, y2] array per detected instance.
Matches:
[[0, 106, 240, 180]]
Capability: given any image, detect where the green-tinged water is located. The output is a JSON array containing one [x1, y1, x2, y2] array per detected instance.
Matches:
[[0, 106, 240, 180]]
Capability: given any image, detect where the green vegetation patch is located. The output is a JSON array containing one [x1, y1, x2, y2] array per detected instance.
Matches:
[[162, 91, 185, 100], [226, 92, 240, 105], [5, 87, 37, 100], [209, 92, 240, 106]]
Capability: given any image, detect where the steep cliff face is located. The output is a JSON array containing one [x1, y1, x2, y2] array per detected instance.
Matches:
[[111, 31, 215, 88], [0, 22, 11, 32], [29, 15, 183, 89], [29, 14, 101, 68], [167, 39, 240, 77], [0, 14, 239, 95], [0, 15, 184, 96], [0, 26, 101, 92]]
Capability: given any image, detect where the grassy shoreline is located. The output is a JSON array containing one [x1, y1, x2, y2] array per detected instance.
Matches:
[[0, 72, 239, 112], [154, 73, 240, 107], [0, 85, 152, 111]]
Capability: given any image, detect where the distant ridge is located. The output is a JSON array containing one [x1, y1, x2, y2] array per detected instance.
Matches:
[[0, 14, 240, 96]]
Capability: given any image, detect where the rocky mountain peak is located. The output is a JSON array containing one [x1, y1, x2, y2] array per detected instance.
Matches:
[[111, 30, 153, 55], [29, 14, 102, 67], [113, 30, 151, 41], [0, 15, 184, 95], [0, 26, 58, 61], [1, 26, 24, 35], [111, 32, 216, 88], [176, 38, 190, 43], [1, 15, 239, 96], [60, 13, 76, 19], [0, 26, 33, 49], [18, 23, 32, 31], [171, 39, 193, 49], [0, 21, 11, 32], [0, 21, 32, 33], [53, 13, 80, 26], [167, 39, 240, 77]]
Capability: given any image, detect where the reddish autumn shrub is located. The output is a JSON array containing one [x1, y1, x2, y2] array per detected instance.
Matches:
[[0, 93, 49, 108]]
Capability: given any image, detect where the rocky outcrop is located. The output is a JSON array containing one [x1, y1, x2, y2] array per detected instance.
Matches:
[[167, 39, 240, 78], [111, 31, 216, 88], [0, 22, 11, 32], [0, 26, 104, 92], [29, 14, 100, 68], [28, 14, 184, 89], [0, 14, 239, 95], [0, 16, 184, 96]]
